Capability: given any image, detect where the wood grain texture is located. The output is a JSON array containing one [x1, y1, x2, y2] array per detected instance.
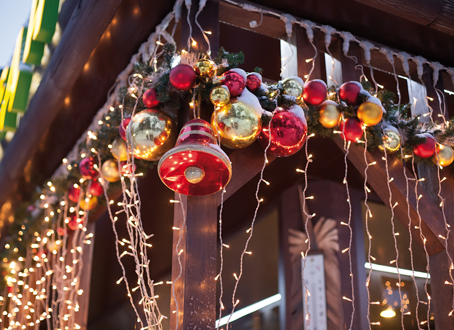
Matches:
[[429, 251, 454, 329], [278, 185, 305, 330], [222, 143, 276, 203], [170, 193, 220, 330], [351, 0, 442, 26]]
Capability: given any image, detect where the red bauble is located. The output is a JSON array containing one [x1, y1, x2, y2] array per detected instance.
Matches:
[[89, 181, 103, 197], [258, 107, 308, 157], [79, 158, 98, 179], [68, 217, 81, 231], [158, 119, 232, 196], [340, 118, 363, 142], [57, 227, 66, 236], [414, 133, 436, 158], [119, 117, 131, 141], [222, 70, 246, 97], [68, 186, 81, 203], [246, 74, 261, 92], [120, 161, 137, 175], [143, 88, 160, 108], [339, 81, 362, 104], [302, 79, 327, 106], [169, 64, 197, 91]]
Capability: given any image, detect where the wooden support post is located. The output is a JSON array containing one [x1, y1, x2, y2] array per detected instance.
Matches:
[[278, 185, 305, 330], [170, 193, 220, 329], [170, 2, 220, 329]]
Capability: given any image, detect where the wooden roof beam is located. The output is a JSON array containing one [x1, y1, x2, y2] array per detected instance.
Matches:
[[0, 0, 122, 209]]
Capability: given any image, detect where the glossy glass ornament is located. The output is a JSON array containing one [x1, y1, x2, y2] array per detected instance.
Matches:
[[68, 216, 82, 231], [68, 185, 80, 203], [282, 77, 304, 98], [158, 119, 232, 196], [89, 181, 103, 197], [119, 117, 131, 141], [340, 118, 363, 142], [143, 88, 160, 108], [101, 159, 120, 182], [246, 73, 262, 92], [80, 196, 98, 211], [169, 64, 197, 91], [194, 59, 215, 78], [318, 100, 341, 128], [379, 126, 401, 153], [79, 158, 98, 179], [111, 137, 128, 161], [414, 133, 436, 158], [258, 106, 307, 157], [222, 69, 246, 97], [210, 86, 230, 107], [127, 109, 177, 161], [302, 79, 327, 106], [432, 144, 454, 167], [211, 100, 262, 149], [339, 81, 362, 104], [357, 100, 383, 126]]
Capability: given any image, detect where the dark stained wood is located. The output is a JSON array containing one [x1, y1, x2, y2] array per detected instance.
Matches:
[[429, 251, 454, 329], [351, 0, 454, 37], [221, 0, 454, 67], [170, 2, 221, 329], [333, 139, 446, 255], [434, 0, 454, 35], [170, 193, 220, 329], [180, 0, 220, 54], [351, 0, 443, 26], [295, 25, 326, 80], [219, 1, 287, 40], [278, 185, 305, 330], [222, 143, 276, 203]]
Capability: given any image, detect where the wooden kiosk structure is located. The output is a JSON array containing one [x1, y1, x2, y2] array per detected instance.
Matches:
[[1, 0, 454, 329]]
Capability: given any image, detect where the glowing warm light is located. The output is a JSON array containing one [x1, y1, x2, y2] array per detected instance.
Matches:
[[380, 308, 396, 318]]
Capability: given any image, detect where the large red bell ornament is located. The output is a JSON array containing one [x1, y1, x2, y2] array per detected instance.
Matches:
[[158, 119, 232, 196]]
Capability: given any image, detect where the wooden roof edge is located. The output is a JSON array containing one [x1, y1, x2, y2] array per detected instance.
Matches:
[[0, 0, 122, 209]]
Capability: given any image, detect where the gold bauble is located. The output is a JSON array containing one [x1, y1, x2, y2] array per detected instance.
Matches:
[[282, 77, 304, 98], [318, 100, 341, 128], [111, 138, 128, 161], [432, 144, 454, 167], [379, 127, 401, 153], [211, 100, 262, 149], [210, 86, 230, 107], [127, 109, 177, 161], [47, 240, 60, 253], [195, 59, 215, 78], [80, 196, 98, 211], [357, 101, 383, 126], [101, 159, 121, 182]]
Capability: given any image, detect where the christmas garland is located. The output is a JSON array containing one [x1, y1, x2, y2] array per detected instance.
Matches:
[[2, 44, 454, 289]]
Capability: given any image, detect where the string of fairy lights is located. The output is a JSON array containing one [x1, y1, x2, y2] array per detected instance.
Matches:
[[2, 0, 454, 329]]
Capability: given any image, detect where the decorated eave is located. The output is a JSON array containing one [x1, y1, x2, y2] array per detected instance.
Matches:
[[0, 0, 454, 329], [1, 0, 454, 227]]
